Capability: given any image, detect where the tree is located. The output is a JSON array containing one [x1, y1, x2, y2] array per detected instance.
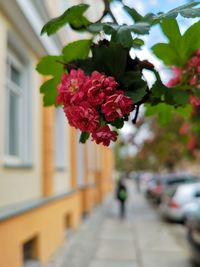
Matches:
[[36, 1, 200, 147]]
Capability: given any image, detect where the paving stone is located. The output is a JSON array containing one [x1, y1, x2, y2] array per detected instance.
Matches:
[[142, 251, 190, 267], [95, 239, 137, 261], [45, 181, 191, 267], [89, 259, 139, 267]]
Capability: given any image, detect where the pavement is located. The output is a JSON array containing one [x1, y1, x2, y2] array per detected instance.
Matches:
[[46, 180, 191, 267]]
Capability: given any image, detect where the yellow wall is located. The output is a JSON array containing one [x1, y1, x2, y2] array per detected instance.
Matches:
[[0, 12, 43, 207], [0, 192, 81, 267], [0, 2, 115, 267]]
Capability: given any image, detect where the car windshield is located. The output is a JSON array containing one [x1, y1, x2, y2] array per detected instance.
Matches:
[[164, 175, 199, 186]]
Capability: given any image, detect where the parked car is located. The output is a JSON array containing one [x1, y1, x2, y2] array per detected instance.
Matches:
[[151, 173, 199, 204], [185, 201, 200, 265], [160, 182, 200, 222]]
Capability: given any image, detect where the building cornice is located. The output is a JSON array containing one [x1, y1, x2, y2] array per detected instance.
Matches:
[[0, 0, 62, 57]]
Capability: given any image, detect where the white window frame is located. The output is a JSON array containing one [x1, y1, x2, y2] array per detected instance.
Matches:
[[4, 48, 31, 166], [54, 107, 67, 170]]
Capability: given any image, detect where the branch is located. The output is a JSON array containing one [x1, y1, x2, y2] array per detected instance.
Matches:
[[132, 105, 140, 124], [102, 0, 118, 24]]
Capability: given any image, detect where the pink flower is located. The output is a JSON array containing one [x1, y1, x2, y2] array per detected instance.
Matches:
[[102, 91, 134, 121], [56, 69, 87, 105], [190, 95, 200, 107], [64, 102, 99, 132], [167, 67, 182, 87], [187, 56, 200, 73], [179, 122, 190, 135], [189, 75, 198, 85], [92, 125, 118, 146], [83, 71, 118, 106], [187, 134, 197, 151]]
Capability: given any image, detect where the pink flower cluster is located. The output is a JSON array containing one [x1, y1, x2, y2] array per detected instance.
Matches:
[[57, 69, 134, 146], [167, 49, 200, 107]]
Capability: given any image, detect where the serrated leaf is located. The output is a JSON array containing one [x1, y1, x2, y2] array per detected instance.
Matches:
[[125, 2, 200, 26], [121, 71, 147, 103], [160, 19, 181, 44], [123, 6, 143, 22], [153, 2, 200, 22], [152, 43, 183, 66], [182, 21, 200, 60], [41, 4, 91, 35], [88, 22, 150, 48], [181, 8, 200, 18], [39, 78, 58, 106], [62, 39, 91, 62], [82, 42, 128, 80], [36, 56, 64, 76], [79, 132, 90, 143]]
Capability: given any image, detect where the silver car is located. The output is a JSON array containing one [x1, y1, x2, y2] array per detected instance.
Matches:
[[160, 182, 200, 222]]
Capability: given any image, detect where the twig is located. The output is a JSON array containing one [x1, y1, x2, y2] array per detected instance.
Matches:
[[132, 105, 140, 124]]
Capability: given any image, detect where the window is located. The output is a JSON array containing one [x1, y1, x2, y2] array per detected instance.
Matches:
[[55, 108, 67, 169], [5, 49, 31, 166]]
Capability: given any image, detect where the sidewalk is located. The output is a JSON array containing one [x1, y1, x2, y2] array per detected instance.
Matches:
[[46, 181, 190, 267]]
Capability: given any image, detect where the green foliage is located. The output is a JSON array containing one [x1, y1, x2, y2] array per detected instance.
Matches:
[[145, 103, 192, 125], [36, 40, 92, 106], [152, 20, 200, 66], [36, 56, 63, 106], [37, 0, 200, 145], [62, 39, 91, 62], [124, 2, 200, 24], [40, 78, 59, 106], [110, 118, 124, 129], [79, 132, 90, 143], [41, 4, 91, 35], [79, 42, 128, 79], [36, 56, 63, 76], [88, 22, 150, 49], [122, 71, 147, 103]]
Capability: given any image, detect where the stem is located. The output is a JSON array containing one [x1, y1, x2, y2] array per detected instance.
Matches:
[[101, 0, 118, 24], [132, 105, 140, 124]]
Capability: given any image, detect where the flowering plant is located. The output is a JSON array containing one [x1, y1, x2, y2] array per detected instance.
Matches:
[[36, 1, 200, 146]]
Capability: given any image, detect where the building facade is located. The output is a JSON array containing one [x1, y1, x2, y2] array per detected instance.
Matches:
[[0, 1, 114, 266]]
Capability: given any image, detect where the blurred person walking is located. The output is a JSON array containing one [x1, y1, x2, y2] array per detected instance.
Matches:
[[116, 177, 128, 218]]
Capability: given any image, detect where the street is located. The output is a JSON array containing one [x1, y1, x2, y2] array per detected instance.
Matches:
[[46, 181, 191, 267]]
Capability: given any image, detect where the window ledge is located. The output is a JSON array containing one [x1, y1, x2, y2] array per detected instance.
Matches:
[[0, 189, 77, 222], [3, 163, 33, 169]]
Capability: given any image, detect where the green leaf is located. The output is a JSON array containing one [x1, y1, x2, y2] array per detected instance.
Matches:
[[132, 38, 144, 49], [194, 89, 200, 99], [88, 22, 150, 49], [125, 2, 200, 26], [152, 20, 200, 67], [152, 43, 183, 66], [41, 4, 91, 35], [123, 6, 143, 22], [182, 21, 200, 61], [36, 56, 63, 76], [39, 78, 58, 106], [145, 103, 174, 125], [181, 8, 200, 18], [121, 71, 147, 103], [79, 132, 90, 144], [160, 19, 181, 43], [153, 2, 200, 22], [62, 39, 91, 62], [79, 42, 128, 80], [110, 118, 124, 129]]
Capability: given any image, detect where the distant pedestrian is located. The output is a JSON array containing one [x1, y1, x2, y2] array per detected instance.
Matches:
[[116, 178, 128, 218]]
